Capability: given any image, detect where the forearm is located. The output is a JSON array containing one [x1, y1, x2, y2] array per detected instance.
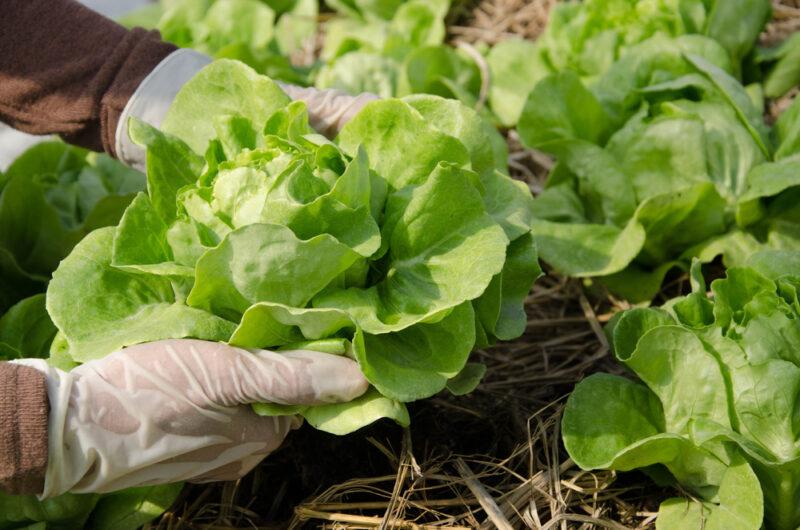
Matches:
[[0, 0, 176, 155], [0, 363, 49, 495]]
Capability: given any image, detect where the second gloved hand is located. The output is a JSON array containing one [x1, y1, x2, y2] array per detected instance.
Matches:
[[277, 82, 378, 138], [14, 339, 368, 497], [116, 50, 378, 171]]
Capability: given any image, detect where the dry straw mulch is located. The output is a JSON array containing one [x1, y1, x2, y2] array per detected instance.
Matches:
[[150, 1, 800, 528], [763, 0, 800, 46], [449, 0, 557, 45]]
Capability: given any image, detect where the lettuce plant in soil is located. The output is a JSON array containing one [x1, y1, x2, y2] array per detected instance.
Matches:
[[46, 59, 540, 435], [0, 145, 181, 529], [487, 0, 771, 126], [121, 0, 318, 85], [517, 32, 800, 302], [563, 253, 800, 530], [0, 142, 145, 314]]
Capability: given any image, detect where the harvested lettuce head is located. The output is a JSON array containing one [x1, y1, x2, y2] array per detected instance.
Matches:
[[47, 60, 540, 434], [563, 253, 800, 530]]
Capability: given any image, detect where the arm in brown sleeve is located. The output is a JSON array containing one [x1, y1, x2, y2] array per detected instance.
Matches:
[[0, 0, 177, 156], [0, 363, 49, 495]]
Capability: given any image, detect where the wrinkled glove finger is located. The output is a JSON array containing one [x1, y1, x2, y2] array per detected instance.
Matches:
[[88, 340, 368, 409], [27, 340, 346, 497], [172, 341, 369, 406], [245, 348, 369, 406]]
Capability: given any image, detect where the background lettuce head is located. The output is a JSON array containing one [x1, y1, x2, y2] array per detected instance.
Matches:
[[517, 32, 800, 302], [563, 253, 800, 530]]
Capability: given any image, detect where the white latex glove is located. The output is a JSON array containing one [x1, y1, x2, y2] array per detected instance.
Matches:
[[276, 83, 379, 138], [116, 50, 378, 171], [13, 339, 368, 497]]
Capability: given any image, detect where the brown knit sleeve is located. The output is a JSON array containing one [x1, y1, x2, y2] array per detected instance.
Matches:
[[0, 0, 177, 157], [0, 363, 49, 495]]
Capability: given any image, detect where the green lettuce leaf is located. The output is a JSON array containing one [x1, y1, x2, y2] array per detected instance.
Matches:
[[0, 493, 99, 530], [445, 362, 487, 396], [0, 295, 56, 360], [755, 31, 800, 99], [315, 0, 479, 106], [47, 228, 236, 362], [313, 162, 508, 333], [774, 96, 800, 161], [86, 484, 183, 530], [487, 38, 548, 127]]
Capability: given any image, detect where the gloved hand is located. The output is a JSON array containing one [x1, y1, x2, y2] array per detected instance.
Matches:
[[115, 50, 378, 171], [276, 82, 378, 138], [14, 339, 368, 497]]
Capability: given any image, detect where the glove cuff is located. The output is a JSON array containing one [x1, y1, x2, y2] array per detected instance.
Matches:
[[10, 359, 78, 499], [115, 48, 212, 171], [0, 362, 49, 495]]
